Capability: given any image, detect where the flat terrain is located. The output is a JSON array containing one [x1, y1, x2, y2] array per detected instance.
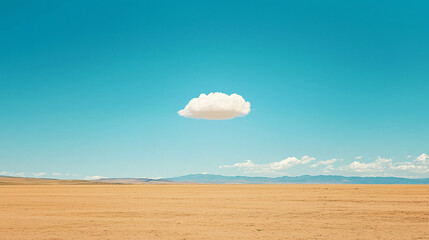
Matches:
[[0, 184, 428, 240], [0, 176, 112, 185]]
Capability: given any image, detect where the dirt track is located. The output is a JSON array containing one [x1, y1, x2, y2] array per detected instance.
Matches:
[[0, 184, 428, 239]]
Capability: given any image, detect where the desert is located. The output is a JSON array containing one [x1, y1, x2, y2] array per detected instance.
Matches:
[[0, 181, 428, 239]]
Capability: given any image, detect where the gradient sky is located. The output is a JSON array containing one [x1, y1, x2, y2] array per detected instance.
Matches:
[[1, 0, 428, 179]]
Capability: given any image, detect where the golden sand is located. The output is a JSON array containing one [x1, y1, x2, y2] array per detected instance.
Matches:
[[0, 184, 428, 239]]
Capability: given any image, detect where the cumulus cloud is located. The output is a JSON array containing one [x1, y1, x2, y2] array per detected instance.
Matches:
[[218, 153, 429, 177], [219, 156, 315, 173], [415, 153, 428, 164], [310, 158, 338, 168], [85, 176, 106, 180], [342, 154, 429, 175], [220, 160, 255, 169], [178, 92, 251, 120], [345, 157, 392, 173], [32, 172, 47, 177], [354, 156, 363, 159]]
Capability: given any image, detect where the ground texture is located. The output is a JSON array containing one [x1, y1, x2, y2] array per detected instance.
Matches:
[[0, 184, 428, 239]]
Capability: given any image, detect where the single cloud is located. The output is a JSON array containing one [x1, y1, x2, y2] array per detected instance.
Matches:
[[354, 156, 363, 159], [85, 176, 106, 180], [178, 92, 251, 120]]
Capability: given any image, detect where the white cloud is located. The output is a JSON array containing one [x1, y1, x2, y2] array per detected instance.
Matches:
[[354, 156, 363, 159], [0, 171, 10, 176], [85, 176, 106, 180], [345, 157, 392, 173], [220, 160, 255, 169], [269, 156, 315, 170], [415, 153, 428, 164], [343, 154, 429, 175], [32, 172, 46, 177], [390, 153, 429, 173], [322, 165, 335, 173], [52, 172, 62, 176], [178, 92, 251, 120], [0, 171, 26, 177], [310, 158, 338, 168], [219, 156, 315, 173]]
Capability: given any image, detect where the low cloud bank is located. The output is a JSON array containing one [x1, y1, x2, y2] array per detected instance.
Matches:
[[220, 156, 315, 173], [219, 154, 429, 177]]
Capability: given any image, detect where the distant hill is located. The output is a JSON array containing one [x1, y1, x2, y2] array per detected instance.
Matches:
[[97, 178, 174, 184], [1, 174, 428, 185], [0, 176, 115, 185], [165, 174, 429, 184]]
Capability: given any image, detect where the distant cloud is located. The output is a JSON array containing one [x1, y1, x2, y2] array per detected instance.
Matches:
[[178, 92, 251, 120], [415, 153, 428, 164], [0, 171, 25, 177], [322, 164, 335, 173], [220, 156, 315, 173], [354, 156, 363, 159], [310, 158, 338, 168], [32, 172, 46, 177], [343, 153, 429, 175], [85, 176, 105, 180], [218, 153, 429, 177], [220, 160, 255, 169], [345, 157, 392, 173], [52, 172, 62, 176]]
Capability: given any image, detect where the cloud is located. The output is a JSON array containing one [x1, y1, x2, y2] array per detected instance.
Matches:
[[310, 158, 338, 168], [220, 156, 315, 173], [390, 154, 429, 173], [32, 172, 46, 177], [415, 153, 428, 164], [52, 172, 62, 176], [269, 156, 315, 170], [85, 176, 106, 180], [345, 157, 392, 173], [0, 171, 25, 177], [178, 92, 251, 120], [322, 165, 335, 173], [354, 156, 363, 159], [343, 154, 429, 175], [220, 160, 255, 169]]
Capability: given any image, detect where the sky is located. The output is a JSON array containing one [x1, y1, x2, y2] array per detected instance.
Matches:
[[0, 0, 428, 179]]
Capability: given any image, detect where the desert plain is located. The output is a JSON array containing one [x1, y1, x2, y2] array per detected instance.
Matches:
[[0, 182, 428, 240]]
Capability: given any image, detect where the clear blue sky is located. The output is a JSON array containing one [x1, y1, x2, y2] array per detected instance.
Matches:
[[1, 0, 428, 179]]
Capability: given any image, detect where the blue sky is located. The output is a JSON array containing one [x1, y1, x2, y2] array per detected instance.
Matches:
[[1, 0, 428, 179]]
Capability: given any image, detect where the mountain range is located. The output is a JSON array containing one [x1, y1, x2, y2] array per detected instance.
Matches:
[[2, 174, 428, 185], [163, 174, 429, 184]]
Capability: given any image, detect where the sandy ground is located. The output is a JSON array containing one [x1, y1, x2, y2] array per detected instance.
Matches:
[[0, 184, 428, 240]]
